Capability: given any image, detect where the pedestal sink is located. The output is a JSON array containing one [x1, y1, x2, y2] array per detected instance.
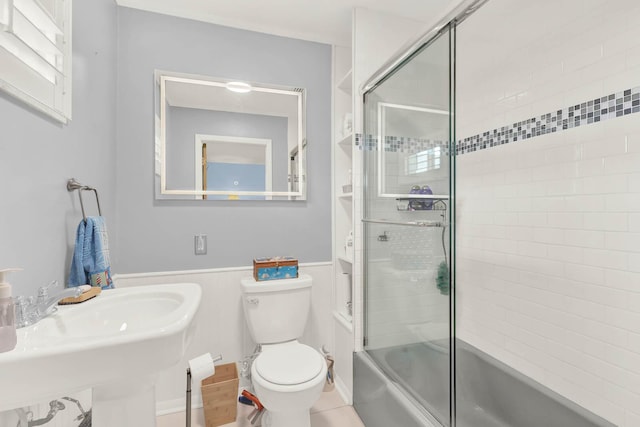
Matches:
[[0, 283, 202, 427]]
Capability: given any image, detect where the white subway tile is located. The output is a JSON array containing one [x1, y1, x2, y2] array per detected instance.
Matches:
[[627, 253, 640, 273], [516, 181, 548, 198], [628, 174, 640, 193], [583, 281, 630, 310], [545, 144, 582, 164], [604, 382, 640, 418], [605, 269, 640, 293], [583, 381, 627, 427], [575, 157, 606, 178], [605, 231, 640, 252], [517, 241, 548, 258], [546, 178, 584, 196], [583, 248, 629, 271], [604, 153, 640, 175], [629, 214, 640, 232], [564, 229, 606, 248], [604, 111, 640, 135], [581, 174, 628, 195], [567, 316, 628, 348], [603, 64, 640, 94], [563, 79, 605, 109], [494, 212, 519, 226], [518, 212, 548, 227], [582, 51, 627, 85], [506, 225, 535, 241], [565, 297, 616, 326], [628, 331, 640, 354], [530, 196, 565, 212], [582, 212, 627, 231], [627, 132, 640, 153], [581, 135, 627, 159], [506, 253, 565, 277], [517, 149, 547, 169], [605, 305, 640, 334], [533, 162, 578, 182], [604, 344, 640, 375], [504, 167, 532, 184], [627, 44, 640, 70], [548, 212, 584, 229], [548, 245, 584, 264], [531, 60, 564, 85], [534, 228, 566, 245], [565, 263, 606, 285], [563, 330, 607, 360]]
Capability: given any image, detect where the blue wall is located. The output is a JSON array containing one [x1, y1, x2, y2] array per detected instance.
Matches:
[[115, 7, 332, 272], [0, 3, 332, 293], [0, 0, 118, 295]]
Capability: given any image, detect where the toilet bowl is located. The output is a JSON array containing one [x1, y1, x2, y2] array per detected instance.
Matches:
[[250, 341, 327, 427], [240, 274, 327, 427]]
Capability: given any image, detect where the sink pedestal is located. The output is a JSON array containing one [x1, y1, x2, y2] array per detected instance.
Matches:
[[0, 283, 202, 425], [93, 377, 157, 427]]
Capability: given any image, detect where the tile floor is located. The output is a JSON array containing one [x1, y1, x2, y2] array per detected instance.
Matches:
[[157, 389, 365, 427]]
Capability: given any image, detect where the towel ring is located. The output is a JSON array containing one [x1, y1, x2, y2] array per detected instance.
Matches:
[[67, 178, 102, 222]]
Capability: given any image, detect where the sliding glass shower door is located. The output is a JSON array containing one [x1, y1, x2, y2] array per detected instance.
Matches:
[[362, 24, 455, 427]]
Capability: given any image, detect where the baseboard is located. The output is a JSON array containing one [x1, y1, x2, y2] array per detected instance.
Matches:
[[334, 374, 352, 405], [156, 395, 203, 417]]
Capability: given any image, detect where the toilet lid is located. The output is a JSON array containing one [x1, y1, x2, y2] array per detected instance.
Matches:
[[254, 344, 324, 386]]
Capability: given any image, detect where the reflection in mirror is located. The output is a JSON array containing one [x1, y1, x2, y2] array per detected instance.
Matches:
[[377, 102, 449, 198], [196, 135, 272, 200], [155, 71, 306, 200]]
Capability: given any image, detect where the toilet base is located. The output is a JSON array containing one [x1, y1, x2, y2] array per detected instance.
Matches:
[[263, 409, 311, 427]]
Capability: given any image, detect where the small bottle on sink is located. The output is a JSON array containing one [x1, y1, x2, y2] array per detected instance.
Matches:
[[0, 268, 20, 353]]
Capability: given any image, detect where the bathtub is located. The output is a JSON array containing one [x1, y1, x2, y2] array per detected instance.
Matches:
[[354, 339, 616, 427]]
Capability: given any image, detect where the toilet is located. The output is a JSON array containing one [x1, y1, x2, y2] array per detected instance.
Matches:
[[240, 274, 327, 427]]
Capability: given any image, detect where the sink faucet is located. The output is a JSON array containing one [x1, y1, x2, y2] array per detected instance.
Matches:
[[15, 281, 83, 328]]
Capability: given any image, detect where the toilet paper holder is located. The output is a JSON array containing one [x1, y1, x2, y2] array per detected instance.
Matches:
[[186, 353, 223, 427]]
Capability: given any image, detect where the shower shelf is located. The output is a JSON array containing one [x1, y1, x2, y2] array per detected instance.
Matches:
[[396, 198, 447, 212], [362, 218, 445, 228]]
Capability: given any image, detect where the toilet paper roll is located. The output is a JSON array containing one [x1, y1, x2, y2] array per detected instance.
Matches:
[[188, 353, 215, 383]]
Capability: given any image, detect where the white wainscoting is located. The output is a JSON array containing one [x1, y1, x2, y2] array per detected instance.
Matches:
[[114, 262, 333, 415]]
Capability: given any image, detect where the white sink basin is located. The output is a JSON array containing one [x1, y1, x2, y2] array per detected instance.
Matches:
[[0, 283, 202, 426]]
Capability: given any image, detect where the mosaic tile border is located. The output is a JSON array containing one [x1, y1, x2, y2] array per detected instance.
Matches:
[[355, 86, 640, 155], [354, 133, 448, 155], [457, 86, 640, 155]]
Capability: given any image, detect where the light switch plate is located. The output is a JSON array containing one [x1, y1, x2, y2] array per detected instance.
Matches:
[[194, 234, 207, 255]]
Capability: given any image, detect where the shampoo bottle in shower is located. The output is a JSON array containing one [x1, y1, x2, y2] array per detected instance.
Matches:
[[409, 185, 422, 210], [420, 185, 433, 210], [0, 268, 20, 353]]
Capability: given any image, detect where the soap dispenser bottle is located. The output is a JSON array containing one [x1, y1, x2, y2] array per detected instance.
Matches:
[[0, 268, 20, 353]]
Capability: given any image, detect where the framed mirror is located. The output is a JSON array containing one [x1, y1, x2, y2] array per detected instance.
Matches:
[[155, 70, 307, 200]]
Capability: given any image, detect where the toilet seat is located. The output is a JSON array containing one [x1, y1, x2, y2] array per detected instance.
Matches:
[[254, 343, 324, 386]]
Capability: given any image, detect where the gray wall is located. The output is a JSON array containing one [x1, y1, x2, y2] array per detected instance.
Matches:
[[116, 7, 332, 273], [166, 107, 288, 191], [0, 0, 117, 296]]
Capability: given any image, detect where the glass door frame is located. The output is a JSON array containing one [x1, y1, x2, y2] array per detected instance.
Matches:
[[360, 1, 489, 426]]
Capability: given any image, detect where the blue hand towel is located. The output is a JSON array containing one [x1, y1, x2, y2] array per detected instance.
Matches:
[[68, 216, 114, 289]]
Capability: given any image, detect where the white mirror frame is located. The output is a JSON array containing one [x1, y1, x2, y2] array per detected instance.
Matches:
[[156, 71, 307, 200], [194, 134, 273, 200]]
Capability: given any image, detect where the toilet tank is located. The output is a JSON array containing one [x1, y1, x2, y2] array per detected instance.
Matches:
[[240, 274, 312, 344]]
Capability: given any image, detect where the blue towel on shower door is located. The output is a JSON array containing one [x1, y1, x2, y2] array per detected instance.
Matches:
[[68, 216, 114, 289]]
